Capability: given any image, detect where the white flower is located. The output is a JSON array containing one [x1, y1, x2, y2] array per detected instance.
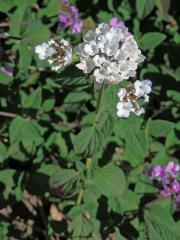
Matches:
[[117, 102, 134, 118], [116, 79, 152, 118], [117, 88, 127, 101], [134, 80, 152, 102], [76, 23, 145, 84], [35, 43, 55, 60], [35, 39, 72, 71]]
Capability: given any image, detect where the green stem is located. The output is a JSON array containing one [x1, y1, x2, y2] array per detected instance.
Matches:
[[76, 85, 105, 205], [76, 188, 84, 205], [94, 84, 105, 122]]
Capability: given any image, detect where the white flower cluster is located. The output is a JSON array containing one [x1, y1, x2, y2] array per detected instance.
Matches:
[[117, 80, 152, 118], [35, 39, 72, 71], [76, 23, 145, 84]]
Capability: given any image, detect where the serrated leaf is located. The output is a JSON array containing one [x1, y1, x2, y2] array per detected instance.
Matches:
[[145, 205, 180, 240], [49, 168, 79, 199], [68, 206, 97, 238], [74, 126, 103, 157], [92, 164, 126, 197], [58, 65, 92, 91]]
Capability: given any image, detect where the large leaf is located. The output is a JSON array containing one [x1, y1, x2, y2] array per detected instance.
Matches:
[[140, 32, 166, 50], [145, 205, 180, 240], [74, 126, 103, 157], [92, 164, 126, 197]]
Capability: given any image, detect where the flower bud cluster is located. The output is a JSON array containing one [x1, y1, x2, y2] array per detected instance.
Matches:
[[76, 23, 145, 84], [35, 39, 72, 71], [116, 80, 152, 118], [147, 161, 180, 211]]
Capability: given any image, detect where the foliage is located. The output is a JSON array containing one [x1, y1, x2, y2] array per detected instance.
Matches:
[[0, 0, 179, 239]]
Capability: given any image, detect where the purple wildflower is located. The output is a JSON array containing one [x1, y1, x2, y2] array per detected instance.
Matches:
[[109, 17, 124, 28], [59, 1, 83, 34], [147, 161, 180, 211], [172, 180, 180, 193], [0, 66, 13, 76], [165, 161, 180, 178]]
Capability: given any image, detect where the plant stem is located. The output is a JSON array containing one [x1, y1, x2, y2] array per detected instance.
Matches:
[[76, 188, 84, 205], [0, 111, 18, 118], [76, 85, 105, 205], [94, 84, 105, 121]]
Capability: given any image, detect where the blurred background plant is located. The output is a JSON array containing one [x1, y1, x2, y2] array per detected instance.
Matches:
[[0, 0, 180, 239]]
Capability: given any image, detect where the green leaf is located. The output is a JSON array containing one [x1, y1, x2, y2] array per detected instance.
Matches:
[[92, 164, 126, 197], [156, 0, 170, 21], [18, 43, 32, 74], [108, 190, 139, 213], [0, 71, 13, 85], [167, 90, 180, 103], [64, 91, 90, 104], [42, 98, 55, 112], [0, 141, 7, 163], [123, 129, 148, 165], [0, 0, 15, 14], [20, 87, 42, 109], [145, 205, 180, 240], [74, 126, 103, 157], [68, 206, 97, 238], [136, 0, 155, 19], [97, 111, 114, 138], [0, 169, 16, 199], [49, 168, 80, 199], [140, 32, 166, 50], [146, 119, 175, 137], [58, 65, 92, 91], [9, 116, 43, 145], [22, 22, 51, 45]]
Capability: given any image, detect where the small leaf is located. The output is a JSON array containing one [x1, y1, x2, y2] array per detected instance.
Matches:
[[140, 32, 166, 50]]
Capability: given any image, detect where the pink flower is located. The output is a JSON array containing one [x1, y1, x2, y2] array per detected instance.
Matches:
[[109, 17, 124, 27]]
